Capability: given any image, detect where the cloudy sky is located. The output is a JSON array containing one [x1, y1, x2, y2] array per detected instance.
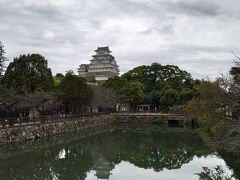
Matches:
[[1, 0, 240, 79]]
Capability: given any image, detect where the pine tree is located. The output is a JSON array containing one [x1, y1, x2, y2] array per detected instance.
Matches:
[[0, 41, 7, 78]]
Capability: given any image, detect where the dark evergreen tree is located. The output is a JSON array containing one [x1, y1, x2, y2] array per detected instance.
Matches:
[[2, 54, 54, 92], [59, 72, 93, 113], [160, 85, 180, 111]]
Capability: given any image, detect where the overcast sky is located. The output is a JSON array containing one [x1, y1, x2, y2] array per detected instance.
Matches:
[[1, 0, 240, 79]]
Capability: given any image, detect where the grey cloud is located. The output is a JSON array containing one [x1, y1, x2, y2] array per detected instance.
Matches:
[[171, 0, 221, 17], [0, 0, 239, 79], [115, 43, 235, 80], [163, 0, 240, 19]]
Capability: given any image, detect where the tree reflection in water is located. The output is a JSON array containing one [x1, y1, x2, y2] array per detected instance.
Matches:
[[0, 125, 238, 180]]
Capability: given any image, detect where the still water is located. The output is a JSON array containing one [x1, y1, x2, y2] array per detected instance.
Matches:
[[0, 125, 239, 180]]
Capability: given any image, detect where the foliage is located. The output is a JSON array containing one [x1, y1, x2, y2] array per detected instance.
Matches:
[[122, 63, 194, 93], [103, 76, 126, 91], [63, 120, 73, 126], [187, 81, 232, 139], [59, 72, 93, 113], [56, 73, 64, 79], [180, 87, 194, 104], [0, 87, 61, 116], [160, 85, 180, 111], [230, 67, 240, 86], [0, 41, 7, 78], [2, 54, 54, 92], [120, 81, 144, 106], [105, 63, 197, 111], [215, 124, 240, 154], [53, 73, 64, 88], [104, 77, 144, 107], [187, 53, 240, 153], [195, 166, 234, 180], [151, 115, 167, 123], [144, 90, 161, 108], [230, 53, 240, 86], [10, 128, 22, 136]]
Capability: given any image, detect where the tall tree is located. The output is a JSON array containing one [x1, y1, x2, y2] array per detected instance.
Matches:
[[0, 41, 7, 79], [144, 90, 161, 108], [180, 88, 194, 104], [160, 85, 180, 111], [120, 81, 144, 107], [103, 76, 127, 92], [186, 81, 232, 138], [53, 73, 64, 88], [104, 77, 144, 108], [2, 54, 54, 92], [230, 52, 240, 86], [59, 72, 93, 113], [122, 63, 193, 93]]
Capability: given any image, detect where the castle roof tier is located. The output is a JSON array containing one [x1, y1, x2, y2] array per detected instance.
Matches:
[[94, 46, 111, 53]]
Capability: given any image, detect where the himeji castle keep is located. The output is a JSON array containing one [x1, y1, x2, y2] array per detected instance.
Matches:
[[78, 46, 119, 82]]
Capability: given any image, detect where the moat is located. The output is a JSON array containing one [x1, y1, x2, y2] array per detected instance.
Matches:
[[0, 125, 239, 180]]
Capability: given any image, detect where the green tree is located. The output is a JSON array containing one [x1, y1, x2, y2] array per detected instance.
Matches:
[[53, 73, 64, 88], [160, 85, 180, 111], [104, 63, 195, 110], [2, 54, 53, 92], [186, 81, 232, 139], [180, 87, 194, 104], [230, 52, 240, 85], [104, 77, 144, 109], [0, 41, 7, 79], [59, 72, 93, 113], [144, 90, 161, 108], [122, 63, 193, 93], [120, 81, 144, 107], [187, 73, 240, 154], [103, 76, 127, 92]]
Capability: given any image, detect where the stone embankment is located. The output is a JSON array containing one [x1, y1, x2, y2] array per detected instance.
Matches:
[[113, 113, 192, 126], [0, 113, 192, 144], [0, 115, 114, 144], [114, 115, 168, 124]]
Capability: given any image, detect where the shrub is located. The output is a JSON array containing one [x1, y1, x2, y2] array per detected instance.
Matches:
[[63, 120, 72, 126], [11, 128, 22, 136], [151, 115, 167, 123]]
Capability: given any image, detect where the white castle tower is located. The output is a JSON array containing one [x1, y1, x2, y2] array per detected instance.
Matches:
[[78, 46, 119, 81]]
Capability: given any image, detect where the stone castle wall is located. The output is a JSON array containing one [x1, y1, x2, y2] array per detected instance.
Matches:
[[0, 115, 115, 144]]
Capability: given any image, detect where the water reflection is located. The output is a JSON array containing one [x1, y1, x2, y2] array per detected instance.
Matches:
[[0, 125, 238, 180]]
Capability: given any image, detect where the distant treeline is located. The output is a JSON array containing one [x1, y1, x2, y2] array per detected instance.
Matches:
[[0, 41, 201, 118]]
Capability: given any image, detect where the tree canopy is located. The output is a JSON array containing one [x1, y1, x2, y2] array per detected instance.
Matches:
[[122, 63, 194, 93], [160, 85, 180, 111], [104, 63, 196, 111], [59, 72, 93, 113], [2, 54, 53, 92], [104, 76, 144, 107], [186, 54, 240, 154]]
